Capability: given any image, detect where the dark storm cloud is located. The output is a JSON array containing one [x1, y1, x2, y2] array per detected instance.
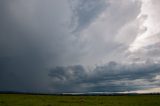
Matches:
[[0, 0, 73, 92], [0, 56, 47, 92], [48, 65, 87, 92], [49, 62, 160, 93], [0, 0, 107, 92]]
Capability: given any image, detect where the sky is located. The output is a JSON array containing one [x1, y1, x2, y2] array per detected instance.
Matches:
[[0, 0, 160, 93]]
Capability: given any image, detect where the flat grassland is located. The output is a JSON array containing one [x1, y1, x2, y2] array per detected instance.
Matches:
[[0, 94, 160, 106]]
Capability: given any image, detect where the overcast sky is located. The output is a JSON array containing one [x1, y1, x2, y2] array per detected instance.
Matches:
[[0, 0, 160, 93]]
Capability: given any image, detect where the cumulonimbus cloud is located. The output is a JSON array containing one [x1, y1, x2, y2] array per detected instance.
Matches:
[[0, 0, 160, 93]]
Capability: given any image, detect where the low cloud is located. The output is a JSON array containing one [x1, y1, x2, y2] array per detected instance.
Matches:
[[49, 61, 160, 93]]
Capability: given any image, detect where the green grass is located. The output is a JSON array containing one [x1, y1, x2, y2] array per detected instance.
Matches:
[[0, 94, 160, 106]]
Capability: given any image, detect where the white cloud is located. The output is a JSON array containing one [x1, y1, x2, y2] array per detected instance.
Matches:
[[134, 87, 160, 93], [129, 0, 160, 52], [75, 0, 141, 65]]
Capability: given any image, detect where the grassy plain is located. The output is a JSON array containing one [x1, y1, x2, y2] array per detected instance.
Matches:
[[0, 94, 160, 106]]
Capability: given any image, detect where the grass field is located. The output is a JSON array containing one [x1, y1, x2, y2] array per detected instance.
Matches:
[[0, 94, 160, 106]]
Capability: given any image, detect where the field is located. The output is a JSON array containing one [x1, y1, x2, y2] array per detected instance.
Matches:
[[0, 94, 160, 106]]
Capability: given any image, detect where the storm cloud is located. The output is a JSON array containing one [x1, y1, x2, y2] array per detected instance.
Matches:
[[49, 61, 160, 93], [0, 0, 74, 92], [0, 0, 160, 93]]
